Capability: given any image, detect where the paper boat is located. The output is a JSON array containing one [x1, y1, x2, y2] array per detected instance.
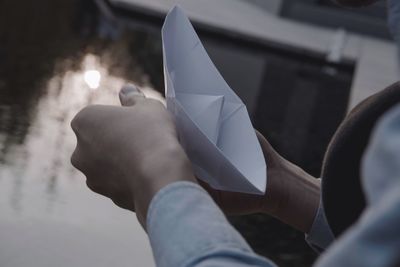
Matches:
[[162, 6, 266, 194]]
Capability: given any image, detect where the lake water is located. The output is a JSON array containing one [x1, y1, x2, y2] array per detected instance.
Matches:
[[0, 1, 160, 266], [0, 52, 158, 267], [0, 1, 353, 266]]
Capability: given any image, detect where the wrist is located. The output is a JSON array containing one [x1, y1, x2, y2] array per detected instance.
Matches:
[[261, 159, 320, 233], [129, 142, 197, 227], [143, 143, 196, 193]]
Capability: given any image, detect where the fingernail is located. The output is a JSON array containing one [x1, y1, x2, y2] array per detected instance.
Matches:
[[120, 84, 139, 95]]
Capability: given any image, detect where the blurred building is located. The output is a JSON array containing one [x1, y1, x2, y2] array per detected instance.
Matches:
[[97, 0, 398, 175]]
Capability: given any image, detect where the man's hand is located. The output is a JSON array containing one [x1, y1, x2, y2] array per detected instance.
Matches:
[[71, 84, 320, 233], [202, 131, 321, 233], [71, 84, 196, 228], [199, 132, 286, 215]]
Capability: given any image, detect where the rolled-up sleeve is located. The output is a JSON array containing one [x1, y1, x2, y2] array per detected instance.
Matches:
[[146, 181, 277, 267]]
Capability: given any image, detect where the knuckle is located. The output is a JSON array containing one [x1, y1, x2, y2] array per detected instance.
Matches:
[[71, 105, 105, 134], [74, 105, 99, 121], [70, 146, 88, 174], [71, 106, 90, 132], [111, 196, 135, 211], [70, 115, 80, 133], [71, 159, 88, 179], [70, 154, 78, 169], [70, 149, 81, 169], [86, 179, 98, 192], [111, 198, 124, 207], [86, 180, 113, 199], [77, 105, 96, 118]]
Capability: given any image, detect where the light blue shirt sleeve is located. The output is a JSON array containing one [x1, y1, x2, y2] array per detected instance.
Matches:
[[147, 177, 400, 267], [146, 181, 277, 267], [305, 199, 335, 252]]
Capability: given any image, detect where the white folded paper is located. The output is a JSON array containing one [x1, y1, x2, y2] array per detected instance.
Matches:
[[162, 6, 267, 194]]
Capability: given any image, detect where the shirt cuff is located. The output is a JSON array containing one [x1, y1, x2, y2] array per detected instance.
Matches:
[[305, 200, 335, 252]]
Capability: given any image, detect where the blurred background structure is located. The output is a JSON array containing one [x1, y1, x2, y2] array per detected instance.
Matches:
[[0, 0, 398, 267]]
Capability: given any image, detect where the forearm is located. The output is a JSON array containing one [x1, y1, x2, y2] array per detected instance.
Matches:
[[262, 160, 320, 233], [262, 159, 334, 250]]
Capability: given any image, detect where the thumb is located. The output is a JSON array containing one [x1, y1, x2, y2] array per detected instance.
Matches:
[[255, 130, 282, 168], [119, 84, 146, 107]]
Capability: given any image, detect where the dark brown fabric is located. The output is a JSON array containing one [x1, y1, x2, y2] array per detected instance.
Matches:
[[321, 81, 400, 237]]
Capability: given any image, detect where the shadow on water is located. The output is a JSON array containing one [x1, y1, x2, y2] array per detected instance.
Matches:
[[0, 1, 353, 266]]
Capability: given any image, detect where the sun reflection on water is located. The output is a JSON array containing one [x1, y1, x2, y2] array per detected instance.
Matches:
[[84, 70, 101, 89], [0, 53, 164, 213], [82, 54, 102, 90]]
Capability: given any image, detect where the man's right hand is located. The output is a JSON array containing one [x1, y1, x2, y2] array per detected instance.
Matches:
[[201, 131, 321, 233]]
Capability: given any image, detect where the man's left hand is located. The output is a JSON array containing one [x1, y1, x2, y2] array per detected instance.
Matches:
[[70, 84, 196, 228]]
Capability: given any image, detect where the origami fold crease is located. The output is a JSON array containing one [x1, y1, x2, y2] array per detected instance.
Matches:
[[162, 6, 267, 194]]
